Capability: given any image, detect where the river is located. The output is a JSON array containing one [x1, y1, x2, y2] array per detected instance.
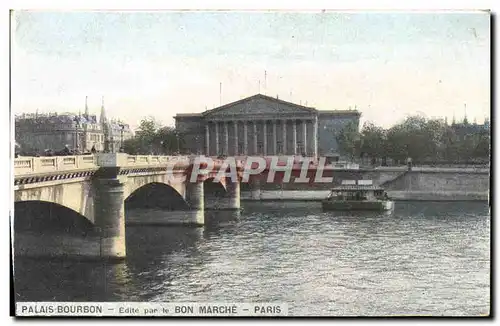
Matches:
[[14, 201, 490, 316]]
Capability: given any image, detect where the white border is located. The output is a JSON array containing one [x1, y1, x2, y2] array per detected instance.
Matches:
[[3, 1, 497, 325]]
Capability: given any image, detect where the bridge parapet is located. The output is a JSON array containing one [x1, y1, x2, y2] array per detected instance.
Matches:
[[14, 155, 97, 176], [14, 154, 245, 180], [96, 154, 191, 168], [125, 155, 190, 166]]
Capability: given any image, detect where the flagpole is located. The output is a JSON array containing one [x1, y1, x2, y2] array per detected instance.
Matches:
[[264, 70, 267, 95]]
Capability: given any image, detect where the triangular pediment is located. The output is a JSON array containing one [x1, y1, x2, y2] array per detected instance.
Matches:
[[203, 94, 316, 118]]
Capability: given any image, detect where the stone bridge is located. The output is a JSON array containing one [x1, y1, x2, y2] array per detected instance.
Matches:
[[13, 155, 489, 260], [13, 154, 243, 260]]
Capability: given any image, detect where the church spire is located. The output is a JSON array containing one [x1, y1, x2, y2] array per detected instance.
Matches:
[[85, 96, 89, 117], [100, 96, 107, 124]]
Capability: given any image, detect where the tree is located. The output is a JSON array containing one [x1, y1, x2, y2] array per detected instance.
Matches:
[[136, 117, 158, 141], [359, 122, 386, 161], [385, 123, 408, 164], [337, 121, 360, 160], [154, 126, 183, 154], [423, 119, 447, 161], [473, 132, 490, 160], [121, 116, 188, 155], [440, 126, 460, 162], [123, 137, 142, 155], [135, 117, 160, 154], [384, 115, 447, 164]]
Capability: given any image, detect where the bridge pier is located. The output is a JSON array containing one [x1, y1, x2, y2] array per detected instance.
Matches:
[[185, 180, 205, 226], [94, 178, 126, 260], [206, 177, 241, 211], [225, 179, 241, 210], [250, 178, 262, 200]]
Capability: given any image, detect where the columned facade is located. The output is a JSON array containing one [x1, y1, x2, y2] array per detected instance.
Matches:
[[204, 118, 318, 157], [175, 94, 360, 158]]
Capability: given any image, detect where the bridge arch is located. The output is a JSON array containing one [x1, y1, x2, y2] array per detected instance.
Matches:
[[203, 177, 227, 196], [203, 177, 229, 210], [125, 182, 189, 210], [14, 200, 95, 235], [14, 182, 95, 223]]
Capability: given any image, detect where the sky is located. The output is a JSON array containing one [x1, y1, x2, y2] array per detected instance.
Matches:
[[12, 11, 490, 129]]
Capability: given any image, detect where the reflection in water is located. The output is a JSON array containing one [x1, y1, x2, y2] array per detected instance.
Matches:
[[204, 209, 240, 226], [14, 201, 490, 316]]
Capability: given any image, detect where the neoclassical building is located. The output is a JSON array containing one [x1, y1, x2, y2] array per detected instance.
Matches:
[[175, 94, 361, 157]]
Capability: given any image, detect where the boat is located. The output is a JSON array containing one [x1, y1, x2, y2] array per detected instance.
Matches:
[[322, 180, 394, 211]]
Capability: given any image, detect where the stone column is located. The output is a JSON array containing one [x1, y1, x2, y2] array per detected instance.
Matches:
[[273, 120, 277, 155], [253, 121, 258, 155], [215, 122, 220, 156], [302, 120, 307, 156], [243, 121, 248, 155], [263, 121, 267, 156], [233, 121, 238, 156], [292, 120, 297, 155], [94, 178, 126, 260], [282, 120, 287, 155], [224, 121, 229, 156], [185, 180, 205, 225], [313, 117, 318, 159], [205, 124, 210, 156]]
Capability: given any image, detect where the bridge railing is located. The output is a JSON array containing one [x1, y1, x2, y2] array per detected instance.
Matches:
[[14, 154, 244, 177], [14, 155, 98, 176], [125, 155, 190, 166]]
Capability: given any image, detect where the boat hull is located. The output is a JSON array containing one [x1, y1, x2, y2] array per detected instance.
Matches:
[[321, 200, 394, 211]]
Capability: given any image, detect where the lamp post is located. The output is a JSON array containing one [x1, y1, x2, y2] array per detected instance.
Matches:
[[175, 130, 180, 154], [119, 123, 125, 152], [73, 116, 80, 153]]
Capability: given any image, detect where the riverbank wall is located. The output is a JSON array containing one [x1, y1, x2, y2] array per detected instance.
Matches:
[[241, 167, 489, 202]]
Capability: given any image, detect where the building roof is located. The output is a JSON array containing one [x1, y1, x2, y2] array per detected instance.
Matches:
[[174, 94, 362, 119], [319, 110, 361, 117], [174, 113, 204, 119], [202, 93, 317, 117]]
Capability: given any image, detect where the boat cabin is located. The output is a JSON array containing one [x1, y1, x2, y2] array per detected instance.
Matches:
[[326, 180, 389, 201]]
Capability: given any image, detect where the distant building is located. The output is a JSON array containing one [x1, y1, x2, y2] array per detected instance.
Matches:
[[451, 117, 490, 139], [174, 94, 361, 157], [15, 97, 133, 154]]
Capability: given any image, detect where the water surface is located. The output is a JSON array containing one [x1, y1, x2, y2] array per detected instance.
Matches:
[[14, 201, 490, 316]]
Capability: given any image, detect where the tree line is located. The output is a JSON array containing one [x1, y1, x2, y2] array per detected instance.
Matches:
[[337, 115, 490, 165], [123, 117, 186, 155]]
